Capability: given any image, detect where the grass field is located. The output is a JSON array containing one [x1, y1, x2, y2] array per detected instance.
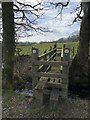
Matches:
[[16, 42, 79, 56]]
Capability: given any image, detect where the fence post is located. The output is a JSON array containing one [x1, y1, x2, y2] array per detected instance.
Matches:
[[32, 47, 39, 90], [61, 48, 70, 98], [63, 44, 66, 49], [43, 50, 47, 61], [54, 43, 57, 54], [53, 43, 56, 54], [63, 48, 70, 61], [54, 43, 57, 49], [72, 47, 75, 58], [61, 47, 63, 61], [49, 46, 52, 58]]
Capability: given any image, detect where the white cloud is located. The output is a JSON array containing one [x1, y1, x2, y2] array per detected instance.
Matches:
[[0, 0, 79, 42], [16, 0, 81, 42]]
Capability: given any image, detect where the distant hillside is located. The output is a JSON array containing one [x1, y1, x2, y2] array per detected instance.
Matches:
[[15, 33, 79, 45], [57, 34, 79, 42]]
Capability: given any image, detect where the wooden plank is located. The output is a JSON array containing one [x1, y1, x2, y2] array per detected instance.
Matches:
[[45, 82, 62, 89], [36, 72, 68, 79], [34, 89, 43, 105], [39, 52, 56, 72], [35, 89, 51, 95], [54, 79, 59, 83], [57, 47, 62, 50], [39, 53, 56, 72], [45, 65, 52, 72], [38, 48, 56, 60], [60, 84, 68, 98], [61, 48, 63, 58], [39, 65, 44, 71], [33, 61, 69, 66], [43, 89, 51, 95], [39, 64, 48, 72], [35, 77, 48, 90], [50, 89, 60, 101], [47, 52, 56, 61]]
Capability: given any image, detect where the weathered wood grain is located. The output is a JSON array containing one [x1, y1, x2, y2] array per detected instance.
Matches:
[[50, 89, 60, 101], [35, 72, 68, 79], [35, 77, 48, 90], [33, 61, 69, 66]]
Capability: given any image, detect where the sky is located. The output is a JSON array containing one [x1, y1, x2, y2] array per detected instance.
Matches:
[[0, 0, 82, 42], [16, 0, 81, 43]]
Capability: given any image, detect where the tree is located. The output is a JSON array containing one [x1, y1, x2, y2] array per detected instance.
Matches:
[[13, 0, 46, 38], [2, 2, 15, 90], [69, 2, 89, 92], [49, 0, 89, 93], [1, 1, 44, 90], [2, 0, 89, 92], [77, 2, 89, 76]]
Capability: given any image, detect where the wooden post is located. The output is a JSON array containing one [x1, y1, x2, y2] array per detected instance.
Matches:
[[61, 48, 70, 98], [49, 46, 52, 58], [60, 47, 63, 73], [32, 47, 39, 90], [55, 43, 57, 56], [72, 47, 75, 58], [61, 48, 63, 61], [43, 50, 47, 61], [53, 44, 57, 60], [63, 48, 70, 61], [63, 44, 66, 49], [34, 89, 44, 105], [35, 77, 48, 105], [61, 65, 68, 98], [54, 43, 57, 49], [43, 50, 48, 72]]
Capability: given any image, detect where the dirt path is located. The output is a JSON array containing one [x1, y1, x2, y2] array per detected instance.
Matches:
[[2, 90, 89, 118]]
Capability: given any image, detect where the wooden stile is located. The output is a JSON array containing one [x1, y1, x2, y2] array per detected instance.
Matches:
[[31, 44, 70, 105]]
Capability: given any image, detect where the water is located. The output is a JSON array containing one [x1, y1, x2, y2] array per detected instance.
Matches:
[[15, 89, 33, 97]]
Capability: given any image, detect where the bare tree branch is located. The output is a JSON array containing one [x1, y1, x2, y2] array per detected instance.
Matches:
[[49, 0, 70, 19], [72, 3, 83, 23], [50, 0, 83, 24], [12, 0, 50, 38]]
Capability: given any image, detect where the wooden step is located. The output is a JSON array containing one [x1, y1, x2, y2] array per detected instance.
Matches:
[[46, 82, 62, 89], [50, 89, 60, 101], [35, 77, 48, 90]]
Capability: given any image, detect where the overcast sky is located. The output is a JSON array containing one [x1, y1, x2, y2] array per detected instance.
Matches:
[[0, 0, 82, 42], [17, 0, 81, 43]]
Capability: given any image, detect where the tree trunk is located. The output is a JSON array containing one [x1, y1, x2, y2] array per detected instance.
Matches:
[[2, 2, 15, 90], [77, 4, 89, 76], [69, 3, 90, 96]]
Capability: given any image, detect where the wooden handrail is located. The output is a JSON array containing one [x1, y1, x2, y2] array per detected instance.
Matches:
[[38, 48, 56, 60]]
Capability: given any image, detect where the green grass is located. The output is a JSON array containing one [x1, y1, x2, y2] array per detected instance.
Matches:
[[16, 43, 55, 55], [16, 42, 79, 56]]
